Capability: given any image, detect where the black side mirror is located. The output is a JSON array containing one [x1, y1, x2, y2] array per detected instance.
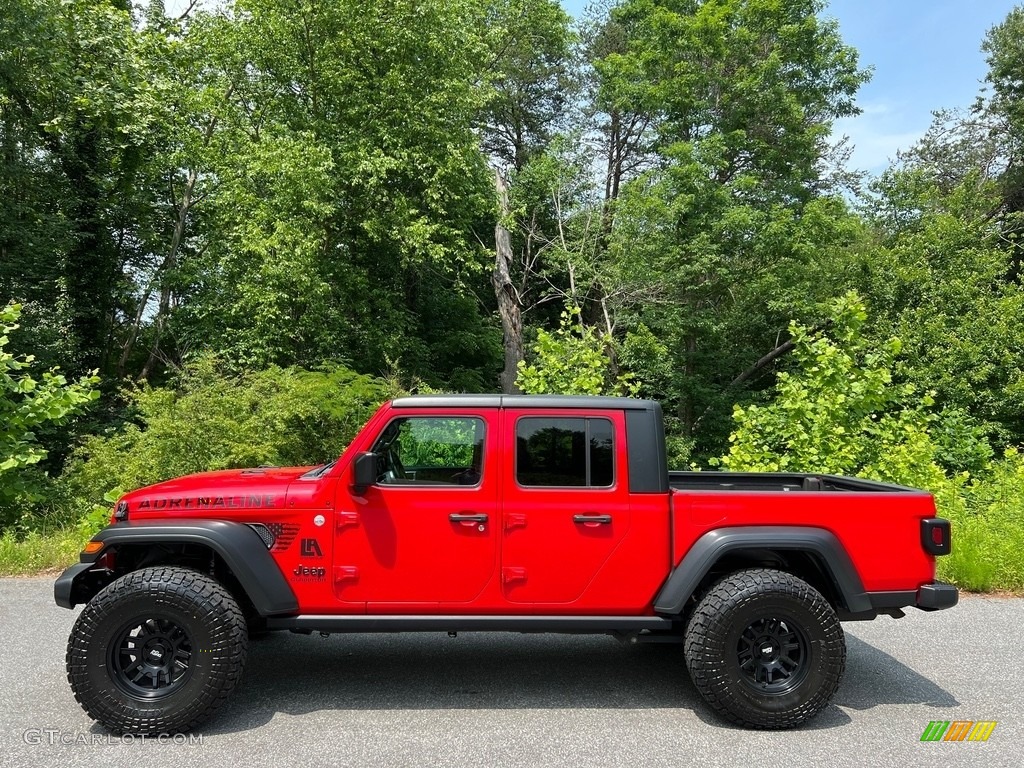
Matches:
[[352, 452, 378, 493]]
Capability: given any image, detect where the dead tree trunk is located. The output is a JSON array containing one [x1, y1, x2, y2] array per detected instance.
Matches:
[[492, 168, 523, 394]]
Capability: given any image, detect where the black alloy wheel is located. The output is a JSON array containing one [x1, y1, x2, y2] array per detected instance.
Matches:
[[67, 566, 248, 734], [735, 616, 809, 695], [684, 568, 846, 729], [109, 617, 194, 698]]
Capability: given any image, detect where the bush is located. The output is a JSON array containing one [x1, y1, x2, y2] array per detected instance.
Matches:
[[517, 305, 638, 396], [716, 292, 942, 481], [944, 449, 1024, 591], [0, 302, 99, 528], [0, 528, 87, 575], [717, 292, 1024, 592], [59, 357, 401, 519]]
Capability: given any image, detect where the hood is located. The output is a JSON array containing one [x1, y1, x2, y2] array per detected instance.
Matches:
[[120, 466, 315, 516]]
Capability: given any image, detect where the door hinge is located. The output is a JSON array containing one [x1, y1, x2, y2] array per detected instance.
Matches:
[[336, 511, 359, 530], [334, 566, 359, 584], [502, 567, 527, 585], [505, 513, 527, 532]]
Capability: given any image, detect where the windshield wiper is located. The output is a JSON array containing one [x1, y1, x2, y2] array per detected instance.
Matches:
[[302, 459, 337, 479]]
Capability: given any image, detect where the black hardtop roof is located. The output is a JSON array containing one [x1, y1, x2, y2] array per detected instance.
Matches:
[[390, 394, 660, 411]]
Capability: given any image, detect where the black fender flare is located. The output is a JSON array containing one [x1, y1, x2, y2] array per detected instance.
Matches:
[[54, 520, 298, 616], [653, 526, 871, 615]]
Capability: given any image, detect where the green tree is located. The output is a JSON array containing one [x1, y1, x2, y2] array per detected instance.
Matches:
[[168, 0, 501, 387], [0, 0, 170, 376], [852, 5, 1024, 455], [480, 0, 576, 172], [983, 5, 1024, 229], [605, 0, 866, 203], [858, 169, 1024, 455], [480, 0, 577, 392], [592, 0, 868, 460]]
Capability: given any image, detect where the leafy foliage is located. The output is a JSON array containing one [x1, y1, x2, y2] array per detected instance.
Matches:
[[0, 0, 173, 375], [516, 305, 638, 396], [170, 0, 500, 381], [0, 528, 87, 575], [0, 303, 98, 523], [857, 110, 1024, 452], [952, 449, 1024, 591], [589, 0, 870, 459], [62, 357, 401, 515], [716, 292, 941, 481], [480, 0, 576, 170]]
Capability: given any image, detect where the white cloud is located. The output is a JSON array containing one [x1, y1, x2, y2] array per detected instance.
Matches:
[[832, 102, 929, 175]]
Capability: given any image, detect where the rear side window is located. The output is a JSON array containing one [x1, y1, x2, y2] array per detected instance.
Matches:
[[516, 417, 614, 488]]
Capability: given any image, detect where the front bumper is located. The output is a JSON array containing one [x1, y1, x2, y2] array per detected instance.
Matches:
[[53, 561, 95, 609]]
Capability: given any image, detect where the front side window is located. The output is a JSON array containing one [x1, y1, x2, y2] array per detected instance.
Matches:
[[371, 417, 485, 486], [516, 417, 614, 488]]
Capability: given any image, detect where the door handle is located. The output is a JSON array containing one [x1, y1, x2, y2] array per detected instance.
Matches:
[[573, 514, 612, 525], [449, 513, 488, 523]]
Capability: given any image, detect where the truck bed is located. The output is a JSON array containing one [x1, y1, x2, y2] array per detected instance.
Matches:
[[668, 471, 922, 493]]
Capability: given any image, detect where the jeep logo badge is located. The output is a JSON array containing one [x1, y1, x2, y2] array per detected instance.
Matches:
[[293, 565, 326, 580]]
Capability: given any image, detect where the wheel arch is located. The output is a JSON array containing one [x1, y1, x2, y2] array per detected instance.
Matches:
[[54, 520, 298, 617], [654, 526, 870, 617]]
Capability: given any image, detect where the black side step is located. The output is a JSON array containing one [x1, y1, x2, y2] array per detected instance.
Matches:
[[264, 615, 675, 634]]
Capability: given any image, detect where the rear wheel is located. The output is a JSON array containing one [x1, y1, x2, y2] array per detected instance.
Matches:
[[684, 568, 845, 729], [66, 566, 248, 734]]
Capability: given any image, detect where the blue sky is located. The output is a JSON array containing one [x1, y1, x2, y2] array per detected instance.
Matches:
[[561, 0, 1021, 174]]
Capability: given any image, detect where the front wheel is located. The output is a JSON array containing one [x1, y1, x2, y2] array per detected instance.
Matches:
[[66, 566, 248, 734], [684, 568, 846, 729]]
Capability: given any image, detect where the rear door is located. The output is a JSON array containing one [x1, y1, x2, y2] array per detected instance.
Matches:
[[499, 409, 630, 604], [334, 409, 498, 610]]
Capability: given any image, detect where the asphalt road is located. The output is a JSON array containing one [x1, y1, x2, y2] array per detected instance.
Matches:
[[1, 578, 1021, 768]]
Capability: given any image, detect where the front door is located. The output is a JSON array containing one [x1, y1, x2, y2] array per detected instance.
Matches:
[[334, 411, 498, 610], [500, 409, 630, 605]]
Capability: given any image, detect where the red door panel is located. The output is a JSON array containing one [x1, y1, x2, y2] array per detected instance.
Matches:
[[500, 409, 630, 605], [333, 410, 499, 609]]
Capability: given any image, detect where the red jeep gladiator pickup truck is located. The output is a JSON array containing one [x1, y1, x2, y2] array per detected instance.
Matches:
[[55, 395, 956, 734]]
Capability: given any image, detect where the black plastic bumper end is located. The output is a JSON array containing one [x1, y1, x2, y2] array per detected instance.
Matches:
[[54, 562, 93, 609], [917, 581, 959, 611]]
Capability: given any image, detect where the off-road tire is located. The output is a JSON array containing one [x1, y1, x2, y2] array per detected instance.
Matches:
[[66, 566, 248, 735], [684, 568, 845, 729]]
